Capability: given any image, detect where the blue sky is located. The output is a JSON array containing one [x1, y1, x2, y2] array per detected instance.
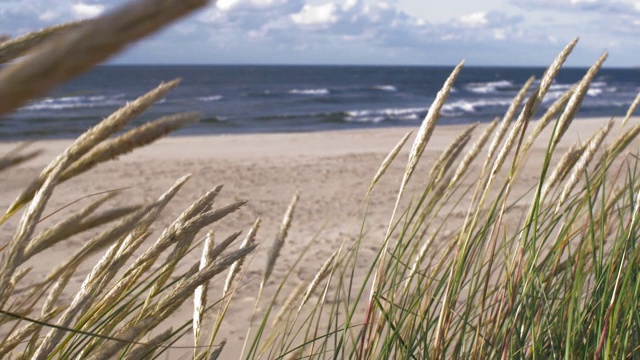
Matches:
[[0, 0, 638, 67]]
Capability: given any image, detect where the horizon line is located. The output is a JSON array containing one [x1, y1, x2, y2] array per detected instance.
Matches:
[[103, 63, 639, 69]]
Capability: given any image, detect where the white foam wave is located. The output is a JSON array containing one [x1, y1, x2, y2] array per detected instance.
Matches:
[[542, 91, 566, 103], [197, 95, 223, 102], [466, 80, 513, 94], [345, 107, 428, 123], [24, 94, 125, 111], [289, 88, 330, 95], [587, 88, 603, 97], [441, 99, 513, 114], [373, 85, 397, 92], [549, 83, 572, 91]]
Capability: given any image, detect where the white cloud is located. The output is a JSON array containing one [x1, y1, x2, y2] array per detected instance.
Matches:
[[342, 0, 358, 11], [216, 0, 242, 11], [38, 10, 58, 21], [291, 3, 338, 26], [510, 0, 640, 12], [0, 0, 637, 66], [72, 2, 105, 18], [459, 12, 488, 27]]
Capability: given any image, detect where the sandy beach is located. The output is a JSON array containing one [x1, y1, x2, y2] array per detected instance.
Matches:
[[1, 117, 639, 357]]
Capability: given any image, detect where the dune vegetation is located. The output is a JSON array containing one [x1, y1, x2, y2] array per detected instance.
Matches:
[[1, 0, 640, 358]]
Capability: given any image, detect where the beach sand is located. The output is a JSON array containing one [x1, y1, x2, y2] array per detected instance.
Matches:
[[1, 117, 638, 357]]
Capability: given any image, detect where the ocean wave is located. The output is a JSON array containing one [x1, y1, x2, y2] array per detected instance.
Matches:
[[542, 91, 566, 103], [201, 116, 228, 123], [441, 99, 514, 115], [587, 88, 603, 97], [548, 81, 616, 98], [466, 80, 514, 94], [373, 85, 398, 92], [345, 107, 428, 123], [289, 88, 330, 95], [197, 95, 223, 102], [24, 94, 125, 111], [549, 83, 573, 91]]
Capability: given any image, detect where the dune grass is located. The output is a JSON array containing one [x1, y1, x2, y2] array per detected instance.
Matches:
[[2, 0, 640, 358]]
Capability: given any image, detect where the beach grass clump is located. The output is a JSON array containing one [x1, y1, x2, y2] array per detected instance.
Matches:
[[241, 41, 640, 358], [2, 0, 640, 358]]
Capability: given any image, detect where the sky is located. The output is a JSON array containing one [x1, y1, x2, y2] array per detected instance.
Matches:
[[0, 0, 639, 67]]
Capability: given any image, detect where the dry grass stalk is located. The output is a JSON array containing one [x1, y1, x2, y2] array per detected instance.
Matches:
[[367, 131, 413, 196], [82, 243, 254, 360], [0, 142, 42, 172], [299, 252, 338, 311], [140, 202, 246, 325], [121, 328, 173, 360], [203, 231, 243, 266], [133, 185, 224, 293], [0, 0, 208, 115], [2, 78, 181, 222], [522, 87, 575, 153], [449, 118, 499, 187], [0, 21, 86, 64], [40, 200, 158, 288], [42, 268, 75, 316], [367, 62, 464, 342], [84, 317, 157, 360], [621, 91, 640, 128], [429, 122, 477, 186], [488, 99, 530, 182], [36, 176, 187, 317], [33, 201, 152, 359], [541, 144, 582, 199], [0, 308, 61, 357], [264, 193, 300, 285], [24, 192, 119, 258], [0, 157, 69, 306], [512, 38, 578, 158], [284, 348, 305, 360], [552, 52, 608, 147], [223, 217, 262, 297], [401, 61, 464, 194], [533, 38, 579, 112], [608, 121, 640, 159], [405, 232, 439, 291], [89, 176, 191, 299], [272, 282, 306, 327], [194, 231, 215, 348], [61, 112, 200, 181], [483, 77, 535, 172], [155, 246, 258, 328], [555, 119, 614, 213], [206, 339, 227, 360], [148, 202, 247, 287], [541, 38, 579, 85], [0, 149, 43, 172], [175, 185, 224, 225], [90, 232, 151, 301], [8, 266, 31, 290], [605, 180, 640, 215]]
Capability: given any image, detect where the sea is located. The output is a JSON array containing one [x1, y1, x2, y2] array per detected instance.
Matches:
[[2, 65, 639, 140]]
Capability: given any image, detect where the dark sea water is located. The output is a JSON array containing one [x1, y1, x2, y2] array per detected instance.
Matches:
[[2, 65, 640, 140]]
